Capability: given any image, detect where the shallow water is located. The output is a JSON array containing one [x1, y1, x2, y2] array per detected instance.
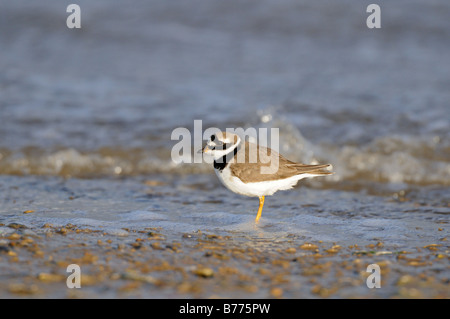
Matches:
[[0, 0, 449, 298], [0, 174, 447, 248]]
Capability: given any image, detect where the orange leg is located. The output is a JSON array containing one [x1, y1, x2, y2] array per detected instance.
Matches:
[[255, 196, 265, 222]]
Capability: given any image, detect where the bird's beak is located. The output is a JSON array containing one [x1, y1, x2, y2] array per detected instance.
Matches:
[[197, 145, 211, 154]]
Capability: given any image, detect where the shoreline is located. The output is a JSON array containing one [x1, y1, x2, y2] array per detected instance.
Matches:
[[1, 220, 448, 298]]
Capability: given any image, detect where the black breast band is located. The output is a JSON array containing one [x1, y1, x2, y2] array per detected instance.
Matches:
[[214, 146, 239, 171]]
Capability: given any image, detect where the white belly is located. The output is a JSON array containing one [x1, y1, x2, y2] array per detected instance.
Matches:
[[215, 166, 318, 197]]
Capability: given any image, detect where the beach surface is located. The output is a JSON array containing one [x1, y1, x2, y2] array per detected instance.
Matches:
[[0, 175, 448, 298]]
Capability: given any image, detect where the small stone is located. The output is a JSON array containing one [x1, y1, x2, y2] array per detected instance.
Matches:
[[130, 242, 142, 249], [151, 242, 163, 250], [397, 275, 415, 286], [38, 273, 65, 282], [299, 243, 318, 251], [7, 233, 21, 240], [8, 283, 40, 295], [192, 267, 214, 278], [81, 274, 99, 286], [375, 251, 393, 256], [423, 244, 442, 251], [144, 180, 166, 186], [270, 287, 283, 298], [122, 271, 158, 284], [285, 247, 296, 254], [7, 223, 27, 229]]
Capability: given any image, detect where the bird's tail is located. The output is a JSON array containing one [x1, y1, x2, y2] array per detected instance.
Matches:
[[287, 163, 333, 176]]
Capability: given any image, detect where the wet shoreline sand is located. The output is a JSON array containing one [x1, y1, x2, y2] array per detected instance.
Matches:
[[0, 221, 448, 299], [0, 175, 448, 299]]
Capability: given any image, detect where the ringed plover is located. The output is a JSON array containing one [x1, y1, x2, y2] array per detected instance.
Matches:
[[201, 131, 332, 222]]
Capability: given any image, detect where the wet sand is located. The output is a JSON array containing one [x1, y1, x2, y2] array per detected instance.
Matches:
[[0, 181, 448, 299]]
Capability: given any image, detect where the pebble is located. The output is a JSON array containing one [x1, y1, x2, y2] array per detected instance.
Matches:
[[38, 273, 65, 283], [285, 247, 296, 254], [122, 271, 158, 284], [106, 228, 129, 237], [192, 267, 214, 278], [7, 223, 28, 229], [270, 287, 283, 298], [299, 243, 318, 250], [8, 283, 40, 295]]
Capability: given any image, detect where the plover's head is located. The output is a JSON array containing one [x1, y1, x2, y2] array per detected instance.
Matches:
[[201, 131, 241, 160]]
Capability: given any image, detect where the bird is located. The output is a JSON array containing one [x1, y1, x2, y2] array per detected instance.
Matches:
[[200, 131, 332, 223]]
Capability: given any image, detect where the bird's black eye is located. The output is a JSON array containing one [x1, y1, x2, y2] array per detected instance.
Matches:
[[210, 135, 215, 141]]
